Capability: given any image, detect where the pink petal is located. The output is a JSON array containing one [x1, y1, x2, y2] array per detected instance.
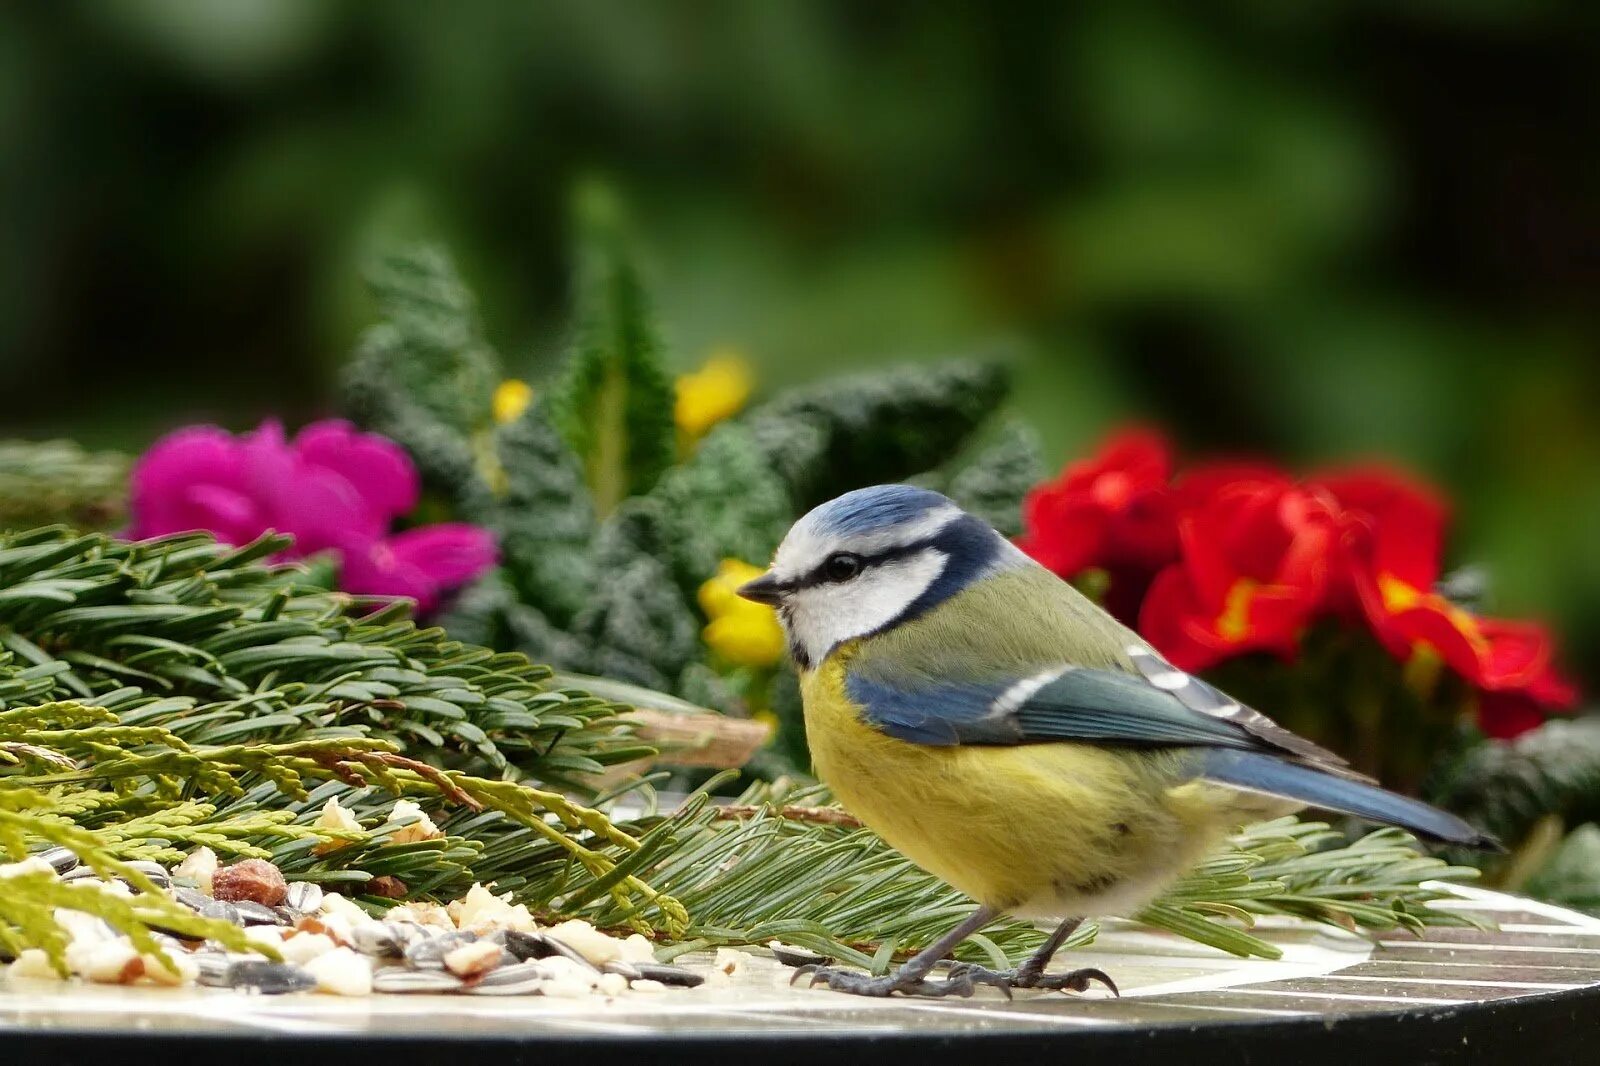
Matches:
[[241, 421, 383, 555], [339, 525, 497, 613], [385, 524, 499, 588], [128, 426, 253, 541], [294, 420, 420, 525]]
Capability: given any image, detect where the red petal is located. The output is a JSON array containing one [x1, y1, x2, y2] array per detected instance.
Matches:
[[1019, 497, 1106, 577], [1097, 427, 1174, 486], [1173, 462, 1289, 513], [1314, 466, 1448, 588], [1138, 566, 1225, 672], [1476, 691, 1546, 740], [1475, 619, 1553, 690], [1384, 603, 1488, 683], [1177, 513, 1236, 608]]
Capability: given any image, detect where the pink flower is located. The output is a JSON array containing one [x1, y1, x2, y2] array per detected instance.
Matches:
[[340, 525, 499, 614], [129, 420, 494, 613]]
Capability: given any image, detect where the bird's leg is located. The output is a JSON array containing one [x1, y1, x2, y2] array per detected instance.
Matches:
[[790, 906, 998, 998], [947, 917, 1119, 996]]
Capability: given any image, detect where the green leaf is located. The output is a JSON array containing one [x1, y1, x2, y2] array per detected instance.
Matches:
[[943, 419, 1047, 538], [1525, 823, 1600, 914], [644, 421, 792, 592], [742, 358, 1011, 511], [1425, 715, 1600, 854], [340, 244, 500, 496], [548, 183, 676, 515]]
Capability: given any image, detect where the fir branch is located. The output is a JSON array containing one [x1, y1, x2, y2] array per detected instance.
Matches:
[[0, 441, 130, 533], [578, 785, 1484, 970]]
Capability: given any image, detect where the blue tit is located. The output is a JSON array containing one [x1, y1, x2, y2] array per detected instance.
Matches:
[[737, 484, 1495, 999]]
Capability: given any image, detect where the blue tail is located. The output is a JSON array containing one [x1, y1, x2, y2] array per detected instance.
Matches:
[[1202, 749, 1499, 849]]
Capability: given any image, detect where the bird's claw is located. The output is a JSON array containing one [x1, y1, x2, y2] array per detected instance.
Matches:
[[789, 963, 976, 999], [946, 962, 1119, 997]]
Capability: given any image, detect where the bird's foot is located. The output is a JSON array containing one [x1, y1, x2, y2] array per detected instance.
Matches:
[[789, 964, 975, 999], [946, 962, 1119, 997]]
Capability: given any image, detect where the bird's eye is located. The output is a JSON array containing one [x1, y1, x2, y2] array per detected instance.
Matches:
[[823, 552, 862, 582]]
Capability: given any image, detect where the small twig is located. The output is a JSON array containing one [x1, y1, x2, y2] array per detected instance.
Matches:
[[711, 804, 863, 828], [310, 750, 484, 811]]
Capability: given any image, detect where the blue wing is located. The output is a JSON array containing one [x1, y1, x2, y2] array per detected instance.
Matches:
[[845, 669, 1266, 751], [839, 648, 1503, 845], [846, 644, 1352, 770]]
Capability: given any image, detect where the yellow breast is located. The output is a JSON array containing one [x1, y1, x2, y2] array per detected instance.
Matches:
[[802, 651, 1242, 917]]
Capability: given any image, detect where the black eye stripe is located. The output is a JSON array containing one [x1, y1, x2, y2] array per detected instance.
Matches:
[[791, 537, 940, 591]]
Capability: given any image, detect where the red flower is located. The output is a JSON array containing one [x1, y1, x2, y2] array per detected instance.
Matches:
[[1018, 428, 1178, 578], [1313, 467, 1450, 619], [1477, 668, 1580, 739], [1139, 470, 1340, 672], [1323, 467, 1577, 737]]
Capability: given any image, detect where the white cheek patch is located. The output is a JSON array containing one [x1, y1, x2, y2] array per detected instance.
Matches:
[[785, 550, 948, 665]]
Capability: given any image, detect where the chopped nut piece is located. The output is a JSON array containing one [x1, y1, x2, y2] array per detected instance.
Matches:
[[547, 919, 622, 966], [619, 934, 656, 964], [443, 939, 503, 977], [367, 875, 408, 900], [172, 847, 218, 895], [304, 947, 373, 996], [141, 951, 198, 987], [72, 939, 143, 984], [7, 949, 64, 980], [211, 859, 288, 906], [312, 798, 365, 856], [388, 800, 442, 844], [278, 932, 336, 966], [714, 947, 752, 977]]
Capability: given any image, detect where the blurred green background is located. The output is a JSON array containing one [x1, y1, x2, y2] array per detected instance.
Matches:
[[1, 1, 1595, 683]]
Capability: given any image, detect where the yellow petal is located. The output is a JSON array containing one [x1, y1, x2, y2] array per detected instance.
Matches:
[[703, 610, 785, 668], [492, 379, 534, 425], [675, 351, 753, 439]]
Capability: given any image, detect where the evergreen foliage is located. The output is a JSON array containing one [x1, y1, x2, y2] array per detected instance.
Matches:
[[1426, 716, 1600, 852], [0, 441, 130, 533], [0, 523, 1481, 970], [340, 223, 1040, 744]]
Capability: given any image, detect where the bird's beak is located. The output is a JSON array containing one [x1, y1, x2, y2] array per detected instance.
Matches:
[[737, 572, 787, 607]]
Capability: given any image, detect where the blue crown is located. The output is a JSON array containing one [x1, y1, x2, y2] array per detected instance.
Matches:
[[806, 485, 954, 537]]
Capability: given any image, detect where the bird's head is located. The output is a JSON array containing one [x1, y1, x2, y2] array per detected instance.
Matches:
[[737, 484, 1024, 668]]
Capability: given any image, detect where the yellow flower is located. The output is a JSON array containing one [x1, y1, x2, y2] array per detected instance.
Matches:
[[492, 379, 534, 425], [698, 558, 784, 668], [675, 350, 753, 440]]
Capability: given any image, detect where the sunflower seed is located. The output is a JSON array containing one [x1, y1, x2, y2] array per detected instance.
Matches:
[[198, 899, 242, 926], [283, 881, 323, 913], [403, 930, 475, 970], [371, 968, 464, 994], [465, 962, 547, 995], [37, 847, 79, 874], [350, 924, 404, 959], [224, 960, 316, 995], [503, 931, 598, 972], [769, 944, 833, 968], [172, 887, 211, 912], [122, 860, 172, 889], [194, 954, 234, 987], [602, 960, 642, 981], [60, 866, 101, 883], [234, 901, 287, 927], [632, 962, 704, 987]]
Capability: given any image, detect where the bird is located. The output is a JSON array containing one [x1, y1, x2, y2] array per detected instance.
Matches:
[[736, 483, 1497, 999]]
